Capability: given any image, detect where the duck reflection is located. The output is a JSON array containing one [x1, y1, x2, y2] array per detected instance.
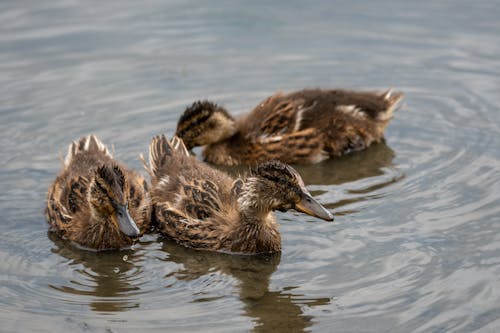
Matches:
[[295, 141, 397, 185], [48, 231, 143, 313], [300, 142, 404, 215], [160, 241, 330, 332]]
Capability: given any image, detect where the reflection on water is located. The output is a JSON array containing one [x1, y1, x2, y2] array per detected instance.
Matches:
[[48, 232, 331, 332], [48, 232, 142, 313], [41, 136, 395, 330], [2, 0, 500, 331], [296, 141, 397, 185], [160, 241, 330, 333], [297, 142, 405, 215]]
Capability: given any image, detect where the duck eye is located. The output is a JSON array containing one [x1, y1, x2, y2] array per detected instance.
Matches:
[[117, 210, 124, 217]]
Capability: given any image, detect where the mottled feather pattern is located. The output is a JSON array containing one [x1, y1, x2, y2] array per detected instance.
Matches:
[[147, 135, 281, 253], [176, 100, 233, 139], [176, 100, 236, 150], [67, 176, 88, 213], [155, 203, 221, 250], [203, 128, 326, 165], [256, 128, 326, 164], [178, 89, 404, 165], [258, 99, 304, 136], [64, 134, 111, 168], [94, 164, 127, 204], [46, 135, 151, 250]]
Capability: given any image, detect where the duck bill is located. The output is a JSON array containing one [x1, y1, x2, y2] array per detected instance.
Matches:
[[295, 192, 334, 221], [116, 204, 141, 237]]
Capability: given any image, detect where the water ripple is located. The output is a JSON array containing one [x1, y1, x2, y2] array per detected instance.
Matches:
[[1, 0, 500, 332]]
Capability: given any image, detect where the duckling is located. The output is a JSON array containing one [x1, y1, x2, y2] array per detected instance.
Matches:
[[143, 134, 333, 254], [176, 88, 404, 165], [45, 135, 151, 250]]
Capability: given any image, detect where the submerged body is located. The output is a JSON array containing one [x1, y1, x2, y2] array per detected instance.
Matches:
[[46, 135, 151, 250], [176, 89, 404, 165], [144, 135, 333, 254]]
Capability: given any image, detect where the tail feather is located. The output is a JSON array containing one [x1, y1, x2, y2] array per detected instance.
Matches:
[[64, 134, 111, 167], [143, 134, 189, 177], [171, 135, 190, 156], [378, 89, 404, 121]]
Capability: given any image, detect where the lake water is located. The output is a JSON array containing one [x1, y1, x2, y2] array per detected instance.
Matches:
[[1, 0, 500, 332]]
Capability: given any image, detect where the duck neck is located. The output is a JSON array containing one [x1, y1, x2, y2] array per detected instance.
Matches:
[[237, 177, 276, 224], [231, 178, 281, 253], [202, 142, 235, 166]]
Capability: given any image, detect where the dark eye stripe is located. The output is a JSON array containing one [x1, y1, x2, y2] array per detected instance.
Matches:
[[178, 113, 212, 137], [262, 174, 287, 184], [112, 165, 126, 190], [95, 177, 110, 197]]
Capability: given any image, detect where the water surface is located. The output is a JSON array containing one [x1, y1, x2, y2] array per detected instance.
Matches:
[[1, 1, 500, 332]]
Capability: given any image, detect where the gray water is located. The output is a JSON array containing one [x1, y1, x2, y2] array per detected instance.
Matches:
[[1, 1, 500, 332]]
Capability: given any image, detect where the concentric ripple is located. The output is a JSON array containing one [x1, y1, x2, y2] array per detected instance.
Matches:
[[2, 0, 500, 332], [281, 86, 500, 332]]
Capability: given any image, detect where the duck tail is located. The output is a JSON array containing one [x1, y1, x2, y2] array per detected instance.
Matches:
[[170, 135, 190, 156], [378, 89, 405, 121], [64, 134, 111, 167], [143, 134, 189, 178]]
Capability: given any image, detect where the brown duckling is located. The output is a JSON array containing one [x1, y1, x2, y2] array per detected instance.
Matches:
[[143, 135, 333, 254], [176, 88, 404, 165], [46, 135, 151, 250]]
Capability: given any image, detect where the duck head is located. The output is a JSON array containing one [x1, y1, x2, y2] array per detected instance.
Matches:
[[88, 165, 140, 237], [176, 100, 237, 150], [241, 160, 333, 221]]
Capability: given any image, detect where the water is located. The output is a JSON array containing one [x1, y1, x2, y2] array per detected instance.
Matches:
[[1, 0, 500, 332]]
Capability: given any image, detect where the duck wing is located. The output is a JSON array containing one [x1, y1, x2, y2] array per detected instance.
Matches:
[[231, 93, 324, 163], [154, 201, 222, 250], [153, 174, 233, 250], [147, 135, 236, 249], [238, 89, 404, 163], [247, 89, 404, 134], [46, 173, 91, 234], [244, 93, 318, 138]]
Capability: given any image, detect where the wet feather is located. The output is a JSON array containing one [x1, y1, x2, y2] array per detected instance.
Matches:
[[45, 135, 152, 250], [144, 135, 333, 254], [175, 88, 404, 165]]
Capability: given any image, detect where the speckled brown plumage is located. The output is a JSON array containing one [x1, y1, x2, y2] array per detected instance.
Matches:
[[45, 135, 151, 250], [176, 88, 404, 165], [143, 135, 333, 254]]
